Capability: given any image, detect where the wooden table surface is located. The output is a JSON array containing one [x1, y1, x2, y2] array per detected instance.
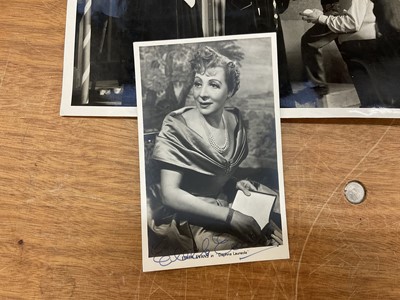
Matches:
[[1, 1, 399, 299]]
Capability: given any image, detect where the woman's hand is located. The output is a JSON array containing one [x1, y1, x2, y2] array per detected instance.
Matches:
[[229, 210, 265, 244], [271, 229, 283, 245], [236, 179, 257, 196]]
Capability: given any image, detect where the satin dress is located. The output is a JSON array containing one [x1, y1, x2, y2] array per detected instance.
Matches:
[[147, 106, 251, 256]]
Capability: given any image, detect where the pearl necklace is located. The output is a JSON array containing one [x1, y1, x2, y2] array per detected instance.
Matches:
[[200, 113, 229, 154]]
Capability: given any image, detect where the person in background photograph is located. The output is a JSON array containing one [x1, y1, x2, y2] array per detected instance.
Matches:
[[300, 0, 378, 107], [300, 0, 340, 99]]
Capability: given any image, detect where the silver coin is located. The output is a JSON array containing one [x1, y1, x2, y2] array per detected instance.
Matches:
[[344, 181, 366, 204]]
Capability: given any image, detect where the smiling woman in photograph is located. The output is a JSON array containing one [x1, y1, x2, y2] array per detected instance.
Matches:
[[147, 46, 276, 255]]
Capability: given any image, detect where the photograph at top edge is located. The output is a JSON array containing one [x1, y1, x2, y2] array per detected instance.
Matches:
[[61, 0, 400, 117], [278, 0, 400, 116], [63, 0, 295, 115]]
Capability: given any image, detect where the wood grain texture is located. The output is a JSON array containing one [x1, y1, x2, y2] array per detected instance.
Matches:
[[1, 1, 399, 299]]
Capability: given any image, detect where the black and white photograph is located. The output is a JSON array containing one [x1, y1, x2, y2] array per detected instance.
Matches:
[[278, 0, 400, 117], [61, 0, 295, 116], [61, 0, 400, 118], [61, 0, 294, 116], [61, 0, 138, 116], [134, 33, 289, 272]]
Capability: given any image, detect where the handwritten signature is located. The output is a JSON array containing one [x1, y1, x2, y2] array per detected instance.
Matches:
[[152, 251, 211, 267], [150, 233, 278, 267]]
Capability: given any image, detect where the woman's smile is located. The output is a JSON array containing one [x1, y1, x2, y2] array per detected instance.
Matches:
[[198, 101, 212, 109]]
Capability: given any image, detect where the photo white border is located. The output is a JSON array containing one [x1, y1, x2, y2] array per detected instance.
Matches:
[[281, 107, 400, 119], [60, 0, 137, 117], [134, 33, 289, 272]]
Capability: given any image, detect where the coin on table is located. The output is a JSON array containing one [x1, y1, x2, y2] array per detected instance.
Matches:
[[344, 181, 366, 204]]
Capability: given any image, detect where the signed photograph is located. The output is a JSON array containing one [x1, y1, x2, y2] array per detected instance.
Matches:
[[135, 33, 289, 272], [277, 0, 400, 118]]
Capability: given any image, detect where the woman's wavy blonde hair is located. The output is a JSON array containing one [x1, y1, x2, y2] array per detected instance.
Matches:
[[191, 46, 241, 97]]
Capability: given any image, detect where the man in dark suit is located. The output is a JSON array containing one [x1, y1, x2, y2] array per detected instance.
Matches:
[[225, 0, 292, 97], [371, 0, 400, 106], [372, 0, 400, 54]]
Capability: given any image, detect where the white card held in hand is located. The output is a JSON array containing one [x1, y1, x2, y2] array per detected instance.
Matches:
[[232, 190, 276, 229]]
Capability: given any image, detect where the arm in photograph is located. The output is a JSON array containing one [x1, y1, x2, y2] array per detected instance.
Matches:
[[160, 168, 229, 222], [319, 0, 370, 33], [299, 9, 324, 24], [160, 168, 263, 243]]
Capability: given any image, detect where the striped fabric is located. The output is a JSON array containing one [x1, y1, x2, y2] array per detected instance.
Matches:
[[81, 0, 92, 104], [201, 0, 226, 36]]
